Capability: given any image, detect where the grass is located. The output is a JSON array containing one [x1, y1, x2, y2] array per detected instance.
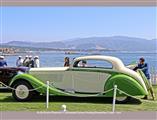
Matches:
[[0, 86, 157, 112]]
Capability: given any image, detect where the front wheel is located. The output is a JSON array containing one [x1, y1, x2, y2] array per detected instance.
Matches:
[[12, 81, 34, 101]]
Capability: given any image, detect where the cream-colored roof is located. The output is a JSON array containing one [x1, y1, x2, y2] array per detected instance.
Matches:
[[72, 55, 125, 70]]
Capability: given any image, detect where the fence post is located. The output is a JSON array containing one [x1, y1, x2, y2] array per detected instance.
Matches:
[[151, 67, 155, 85], [46, 81, 49, 109], [112, 85, 117, 112]]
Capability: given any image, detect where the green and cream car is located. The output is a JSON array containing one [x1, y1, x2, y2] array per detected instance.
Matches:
[[9, 55, 150, 102]]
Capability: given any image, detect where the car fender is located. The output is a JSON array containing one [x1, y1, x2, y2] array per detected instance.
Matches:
[[104, 74, 148, 97], [9, 74, 75, 96], [9, 73, 47, 94]]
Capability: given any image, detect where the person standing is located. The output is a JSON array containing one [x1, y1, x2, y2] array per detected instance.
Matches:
[[23, 55, 29, 67], [16, 56, 23, 67], [78, 60, 87, 67], [0, 56, 7, 67], [34, 56, 40, 68], [81, 60, 87, 67], [133, 57, 150, 80], [64, 57, 70, 67], [133, 57, 155, 100], [28, 56, 34, 68]]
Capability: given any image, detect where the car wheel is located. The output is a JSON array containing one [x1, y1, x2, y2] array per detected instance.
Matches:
[[116, 96, 131, 103], [12, 81, 34, 101]]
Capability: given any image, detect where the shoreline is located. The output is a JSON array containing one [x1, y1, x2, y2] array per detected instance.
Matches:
[[1, 50, 157, 56]]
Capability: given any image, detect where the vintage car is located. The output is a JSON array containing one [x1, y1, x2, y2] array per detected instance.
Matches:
[[0, 67, 28, 87], [9, 55, 150, 102]]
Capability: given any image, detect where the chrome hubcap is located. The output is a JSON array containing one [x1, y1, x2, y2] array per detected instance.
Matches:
[[15, 85, 29, 99], [116, 96, 127, 101]]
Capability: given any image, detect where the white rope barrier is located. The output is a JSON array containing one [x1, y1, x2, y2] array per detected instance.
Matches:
[[116, 88, 142, 100], [49, 83, 114, 97], [0, 81, 150, 111], [112, 85, 117, 112], [0, 81, 44, 92]]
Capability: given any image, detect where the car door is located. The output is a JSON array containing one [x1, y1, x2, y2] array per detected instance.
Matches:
[[52, 71, 74, 92], [71, 60, 112, 93], [71, 68, 100, 93]]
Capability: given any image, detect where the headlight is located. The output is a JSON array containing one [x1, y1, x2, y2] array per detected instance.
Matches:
[[17, 71, 23, 74]]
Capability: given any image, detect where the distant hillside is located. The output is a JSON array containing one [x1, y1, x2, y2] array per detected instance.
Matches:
[[4, 36, 157, 51], [6, 41, 66, 49], [64, 36, 156, 51]]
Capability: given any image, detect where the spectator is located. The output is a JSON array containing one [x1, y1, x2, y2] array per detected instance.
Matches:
[[34, 56, 40, 68], [133, 57, 155, 100], [16, 56, 23, 67], [0, 56, 7, 67], [28, 56, 34, 68], [133, 57, 150, 80], [23, 55, 29, 67], [82, 60, 87, 67], [78, 60, 87, 67], [64, 57, 70, 67]]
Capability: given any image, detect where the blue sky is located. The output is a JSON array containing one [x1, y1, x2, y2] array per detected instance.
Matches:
[[1, 7, 157, 43]]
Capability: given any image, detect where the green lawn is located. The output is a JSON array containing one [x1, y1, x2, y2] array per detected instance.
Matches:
[[0, 86, 157, 112]]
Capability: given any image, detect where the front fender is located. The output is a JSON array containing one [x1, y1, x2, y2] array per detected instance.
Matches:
[[9, 74, 74, 96], [104, 74, 148, 97], [9, 74, 47, 93]]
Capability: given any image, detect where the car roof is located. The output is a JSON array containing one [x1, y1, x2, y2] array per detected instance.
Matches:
[[72, 55, 125, 70]]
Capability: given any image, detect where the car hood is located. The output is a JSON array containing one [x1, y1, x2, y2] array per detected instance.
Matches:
[[29, 67, 69, 72], [0, 67, 29, 73]]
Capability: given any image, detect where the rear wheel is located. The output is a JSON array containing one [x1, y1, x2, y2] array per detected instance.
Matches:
[[116, 96, 131, 103], [12, 81, 34, 101]]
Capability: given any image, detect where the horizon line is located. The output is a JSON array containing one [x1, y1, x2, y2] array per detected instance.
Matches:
[[2, 35, 157, 43]]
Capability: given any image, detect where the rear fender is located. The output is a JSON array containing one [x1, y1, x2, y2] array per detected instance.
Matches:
[[104, 74, 148, 97]]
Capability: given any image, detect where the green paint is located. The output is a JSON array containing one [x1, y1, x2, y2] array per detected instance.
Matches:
[[104, 74, 148, 97], [10, 74, 47, 94], [10, 72, 147, 98], [69, 67, 147, 91], [137, 69, 152, 90], [9, 67, 148, 98], [69, 67, 118, 75], [9, 74, 103, 97]]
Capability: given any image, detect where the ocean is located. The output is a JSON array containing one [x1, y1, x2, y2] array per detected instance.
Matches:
[[4, 51, 157, 71]]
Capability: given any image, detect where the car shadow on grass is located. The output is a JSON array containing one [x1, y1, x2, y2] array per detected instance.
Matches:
[[0, 95, 142, 105]]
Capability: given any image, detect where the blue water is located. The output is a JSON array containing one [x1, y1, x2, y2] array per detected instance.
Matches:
[[4, 51, 157, 71]]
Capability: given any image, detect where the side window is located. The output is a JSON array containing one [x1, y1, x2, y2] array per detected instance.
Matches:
[[73, 60, 113, 69]]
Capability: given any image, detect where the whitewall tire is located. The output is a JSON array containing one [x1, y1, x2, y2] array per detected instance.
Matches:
[[12, 81, 34, 101]]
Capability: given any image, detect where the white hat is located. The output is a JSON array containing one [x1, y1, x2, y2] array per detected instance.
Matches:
[[25, 55, 28, 58], [34, 56, 39, 59], [0, 56, 4, 59], [29, 55, 32, 58], [19, 56, 22, 58]]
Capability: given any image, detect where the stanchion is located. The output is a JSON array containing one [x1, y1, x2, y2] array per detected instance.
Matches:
[[112, 85, 117, 112], [46, 81, 49, 109]]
